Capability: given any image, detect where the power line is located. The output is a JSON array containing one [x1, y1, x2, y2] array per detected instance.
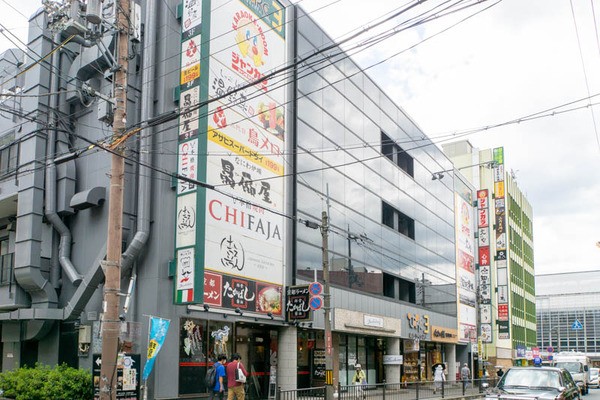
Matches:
[[569, 0, 600, 152], [128, 0, 490, 149]]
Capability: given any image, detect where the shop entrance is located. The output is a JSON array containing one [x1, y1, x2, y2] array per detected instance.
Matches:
[[236, 324, 277, 400]]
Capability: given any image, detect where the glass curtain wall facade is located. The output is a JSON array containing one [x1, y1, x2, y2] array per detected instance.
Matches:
[[537, 272, 600, 355], [294, 9, 457, 314]]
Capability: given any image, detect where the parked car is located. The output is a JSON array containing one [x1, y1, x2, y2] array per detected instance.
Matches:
[[485, 367, 581, 400], [589, 368, 599, 389]]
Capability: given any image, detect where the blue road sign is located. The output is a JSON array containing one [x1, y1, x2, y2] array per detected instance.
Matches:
[[309, 282, 323, 296], [309, 295, 323, 311], [572, 319, 583, 330]]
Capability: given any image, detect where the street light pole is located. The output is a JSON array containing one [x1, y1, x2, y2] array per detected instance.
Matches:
[[321, 211, 334, 400]]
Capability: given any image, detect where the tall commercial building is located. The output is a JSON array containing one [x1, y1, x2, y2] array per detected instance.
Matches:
[[444, 140, 535, 368], [0, 1, 482, 398]]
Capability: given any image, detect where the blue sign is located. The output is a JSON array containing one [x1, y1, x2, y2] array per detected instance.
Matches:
[[572, 319, 583, 330], [309, 296, 323, 311], [534, 357, 542, 366], [309, 282, 323, 296], [142, 317, 171, 381]]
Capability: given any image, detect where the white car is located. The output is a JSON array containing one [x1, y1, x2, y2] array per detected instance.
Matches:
[[589, 368, 599, 389]]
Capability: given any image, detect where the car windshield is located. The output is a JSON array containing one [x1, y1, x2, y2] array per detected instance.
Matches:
[[591, 368, 599, 378], [555, 362, 583, 374], [500, 369, 561, 389]]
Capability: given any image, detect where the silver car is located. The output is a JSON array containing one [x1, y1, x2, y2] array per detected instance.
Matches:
[[485, 367, 581, 400]]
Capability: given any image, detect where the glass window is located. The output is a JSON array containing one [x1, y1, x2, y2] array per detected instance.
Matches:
[[0, 238, 12, 284], [179, 318, 207, 395]]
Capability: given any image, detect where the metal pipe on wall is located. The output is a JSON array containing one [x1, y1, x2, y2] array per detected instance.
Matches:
[[121, 0, 157, 274]]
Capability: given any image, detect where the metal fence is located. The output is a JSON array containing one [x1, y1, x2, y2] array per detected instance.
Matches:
[[277, 379, 495, 400]]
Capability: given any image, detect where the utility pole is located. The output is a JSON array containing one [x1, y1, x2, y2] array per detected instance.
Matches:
[[100, 0, 129, 399], [321, 211, 334, 400]]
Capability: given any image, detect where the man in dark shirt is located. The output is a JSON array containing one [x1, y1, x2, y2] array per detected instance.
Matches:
[[209, 354, 227, 400], [225, 353, 248, 400]]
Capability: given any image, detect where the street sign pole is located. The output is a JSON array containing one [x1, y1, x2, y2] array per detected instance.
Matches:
[[321, 211, 334, 400]]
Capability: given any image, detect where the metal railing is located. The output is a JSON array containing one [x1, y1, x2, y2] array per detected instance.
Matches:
[[277, 386, 326, 400], [277, 379, 496, 400]]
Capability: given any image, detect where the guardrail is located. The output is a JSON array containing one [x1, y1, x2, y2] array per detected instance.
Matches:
[[277, 379, 496, 400]]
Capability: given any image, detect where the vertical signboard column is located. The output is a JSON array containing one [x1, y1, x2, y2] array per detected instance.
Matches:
[[493, 147, 509, 340], [174, 0, 203, 304], [201, 1, 287, 316], [173, 1, 288, 310], [455, 193, 477, 344], [477, 190, 492, 343]]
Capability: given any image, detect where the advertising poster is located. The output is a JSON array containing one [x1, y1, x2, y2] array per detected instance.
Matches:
[[93, 354, 141, 400], [176, 248, 195, 303], [313, 349, 326, 380], [480, 304, 492, 323], [481, 324, 492, 343], [179, 88, 200, 141], [176, 193, 197, 248], [177, 0, 288, 310], [478, 228, 489, 247], [498, 320, 510, 339], [455, 193, 476, 343], [204, 191, 283, 283], [180, 36, 201, 86], [178, 139, 198, 194], [182, 0, 202, 34], [203, 271, 283, 315], [498, 304, 509, 320]]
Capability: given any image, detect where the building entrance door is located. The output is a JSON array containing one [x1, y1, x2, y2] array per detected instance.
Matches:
[[246, 329, 276, 400]]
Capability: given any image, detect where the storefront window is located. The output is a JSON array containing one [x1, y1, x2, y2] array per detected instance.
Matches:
[[179, 318, 207, 395], [339, 334, 379, 386], [339, 334, 348, 385], [365, 338, 376, 385], [208, 321, 233, 360]]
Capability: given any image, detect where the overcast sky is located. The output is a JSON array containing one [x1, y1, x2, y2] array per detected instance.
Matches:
[[294, 0, 600, 275], [1, 0, 599, 275]]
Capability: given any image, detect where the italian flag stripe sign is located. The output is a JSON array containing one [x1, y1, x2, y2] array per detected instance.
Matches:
[[177, 289, 193, 303]]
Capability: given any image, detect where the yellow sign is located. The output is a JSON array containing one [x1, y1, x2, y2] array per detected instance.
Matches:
[[147, 339, 158, 360], [208, 126, 284, 175], [181, 64, 200, 85], [431, 326, 458, 343], [494, 181, 505, 198], [325, 370, 333, 385]]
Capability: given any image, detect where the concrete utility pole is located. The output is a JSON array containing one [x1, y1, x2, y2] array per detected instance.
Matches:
[[100, 0, 129, 398], [321, 211, 334, 400]]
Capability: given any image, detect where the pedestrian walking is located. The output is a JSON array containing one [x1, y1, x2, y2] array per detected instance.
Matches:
[[352, 364, 367, 400], [433, 365, 445, 394], [497, 367, 504, 378], [225, 353, 248, 400], [461, 363, 471, 388], [209, 354, 227, 400]]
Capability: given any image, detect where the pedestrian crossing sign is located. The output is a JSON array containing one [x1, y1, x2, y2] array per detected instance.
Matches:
[[572, 319, 583, 330]]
